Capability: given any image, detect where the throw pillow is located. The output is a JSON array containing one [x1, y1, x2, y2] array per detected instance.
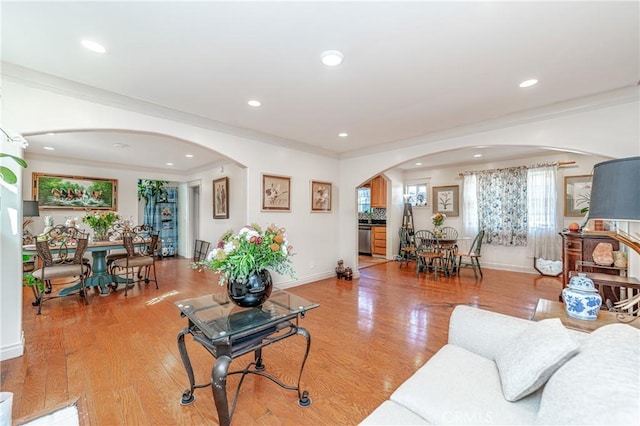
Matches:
[[495, 318, 579, 402]]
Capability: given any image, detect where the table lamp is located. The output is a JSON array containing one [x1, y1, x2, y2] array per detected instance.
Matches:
[[22, 200, 40, 244], [587, 156, 640, 316]]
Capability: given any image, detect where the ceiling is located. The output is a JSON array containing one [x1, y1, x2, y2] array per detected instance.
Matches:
[[2, 1, 638, 172]]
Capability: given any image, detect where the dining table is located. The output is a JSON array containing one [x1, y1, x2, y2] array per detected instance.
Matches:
[[414, 233, 460, 276], [22, 239, 150, 296]]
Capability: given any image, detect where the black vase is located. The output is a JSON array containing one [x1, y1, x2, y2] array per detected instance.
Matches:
[[226, 270, 273, 307]]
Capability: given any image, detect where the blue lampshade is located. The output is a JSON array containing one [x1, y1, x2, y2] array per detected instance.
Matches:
[[587, 156, 640, 221]]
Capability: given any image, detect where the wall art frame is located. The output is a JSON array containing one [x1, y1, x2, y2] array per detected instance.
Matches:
[[32, 173, 117, 210], [213, 177, 229, 219], [564, 174, 592, 217], [310, 180, 332, 212], [432, 185, 459, 217], [262, 173, 291, 211]]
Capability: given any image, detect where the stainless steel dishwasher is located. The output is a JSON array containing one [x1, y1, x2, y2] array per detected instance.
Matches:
[[358, 225, 372, 255]]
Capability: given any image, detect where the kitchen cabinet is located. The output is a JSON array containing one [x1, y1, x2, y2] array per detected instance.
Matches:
[[372, 226, 387, 256], [370, 175, 387, 208]]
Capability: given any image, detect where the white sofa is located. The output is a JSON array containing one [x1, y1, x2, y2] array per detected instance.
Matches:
[[360, 305, 639, 425]]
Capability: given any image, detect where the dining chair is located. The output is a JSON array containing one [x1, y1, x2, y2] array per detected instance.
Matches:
[[111, 231, 160, 296], [106, 224, 153, 274], [439, 226, 459, 240], [455, 229, 485, 279], [31, 226, 90, 314], [193, 239, 212, 263], [398, 227, 417, 268], [415, 230, 447, 279]]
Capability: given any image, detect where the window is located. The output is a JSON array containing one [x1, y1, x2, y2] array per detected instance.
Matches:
[[357, 187, 371, 213], [404, 183, 429, 207]]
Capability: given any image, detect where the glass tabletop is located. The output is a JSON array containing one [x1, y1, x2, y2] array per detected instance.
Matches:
[[175, 289, 319, 341]]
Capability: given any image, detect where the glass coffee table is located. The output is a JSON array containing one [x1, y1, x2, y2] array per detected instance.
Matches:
[[175, 289, 319, 426]]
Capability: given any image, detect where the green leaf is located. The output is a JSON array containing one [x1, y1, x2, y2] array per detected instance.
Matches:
[[0, 166, 18, 184]]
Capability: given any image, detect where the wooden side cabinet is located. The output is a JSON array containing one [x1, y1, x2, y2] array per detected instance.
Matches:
[[370, 176, 387, 208], [560, 232, 624, 286], [372, 226, 387, 256]]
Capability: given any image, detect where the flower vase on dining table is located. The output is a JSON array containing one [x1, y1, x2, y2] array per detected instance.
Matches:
[[433, 226, 443, 238]]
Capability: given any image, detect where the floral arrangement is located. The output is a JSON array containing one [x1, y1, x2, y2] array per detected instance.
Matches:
[[432, 212, 446, 227], [82, 210, 120, 238], [196, 223, 296, 285]]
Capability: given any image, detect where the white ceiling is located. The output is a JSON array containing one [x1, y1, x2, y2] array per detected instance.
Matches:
[[2, 1, 638, 172]]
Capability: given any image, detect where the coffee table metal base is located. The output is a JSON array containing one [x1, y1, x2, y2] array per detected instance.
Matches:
[[177, 319, 312, 426]]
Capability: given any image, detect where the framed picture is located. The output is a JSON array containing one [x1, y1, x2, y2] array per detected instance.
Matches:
[[213, 177, 229, 219], [310, 180, 332, 212], [262, 174, 291, 211], [564, 175, 592, 217], [32, 173, 117, 210], [432, 185, 459, 217]]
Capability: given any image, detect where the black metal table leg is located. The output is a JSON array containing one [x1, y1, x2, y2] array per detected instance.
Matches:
[[295, 326, 312, 407], [211, 355, 232, 426], [177, 328, 197, 405]]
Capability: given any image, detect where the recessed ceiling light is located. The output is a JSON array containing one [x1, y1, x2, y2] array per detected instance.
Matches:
[[185, 154, 194, 158], [321, 50, 344, 67], [248, 100, 261, 107], [519, 79, 538, 88], [338, 132, 348, 138], [474, 154, 483, 158], [165, 162, 174, 166], [43, 146, 55, 151], [113, 143, 129, 148], [81, 39, 107, 54], [46, 132, 56, 136], [415, 162, 422, 166]]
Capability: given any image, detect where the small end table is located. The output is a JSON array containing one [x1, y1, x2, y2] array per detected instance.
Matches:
[[531, 298, 640, 333], [176, 289, 318, 426]]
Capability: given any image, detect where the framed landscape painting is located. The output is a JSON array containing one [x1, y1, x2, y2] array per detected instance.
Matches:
[[432, 185, 459, 217], [310, 180, 332, 212], [33, 173, 117, 210], [262, 174, 291, 211], [564, 175, 592, 217], [213, 177, 229, 219]]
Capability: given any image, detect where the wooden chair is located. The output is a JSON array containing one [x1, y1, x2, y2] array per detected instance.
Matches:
[[193, 239, 211, 262], [398, 228, 417, 268], [455, 229, 485, 279], [31, 226, 90, 314], [439, 226, 459, 240], [415, 230, 447, 279], [112, 231, 159, 296]]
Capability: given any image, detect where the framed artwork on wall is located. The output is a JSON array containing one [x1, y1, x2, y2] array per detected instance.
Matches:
[[432, 185, 459, 217], [262, 174, 291, 211], [310, 180, 332, 212], [564, 175, 592, 217], [32, 173, 117, 210], [213, 177, 229, 219]]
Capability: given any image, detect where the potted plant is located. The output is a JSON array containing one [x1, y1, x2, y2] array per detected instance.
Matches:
[[195, 223, 296, 307]]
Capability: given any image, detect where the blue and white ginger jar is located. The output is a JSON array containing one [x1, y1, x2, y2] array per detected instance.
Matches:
[[562, 273, 602, 321]]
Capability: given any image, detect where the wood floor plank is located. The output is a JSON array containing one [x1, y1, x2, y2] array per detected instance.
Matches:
[[1, 257, 562, 424]]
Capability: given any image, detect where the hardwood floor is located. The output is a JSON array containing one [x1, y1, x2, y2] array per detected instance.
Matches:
[[1, 258, 563, 425]]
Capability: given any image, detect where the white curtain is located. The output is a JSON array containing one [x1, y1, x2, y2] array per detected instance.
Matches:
[[462, 174, 478, 238], [527, 166, 561, 261]]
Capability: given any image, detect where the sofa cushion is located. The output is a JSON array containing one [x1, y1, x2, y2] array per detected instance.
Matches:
[[495, 318, 579, 402], [390, 344, 541, 425], [359, 400, 430, 425], [536, 323, 640, 425]]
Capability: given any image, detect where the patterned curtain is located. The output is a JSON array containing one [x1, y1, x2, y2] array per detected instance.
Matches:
[[476, 166, 528, 246]]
